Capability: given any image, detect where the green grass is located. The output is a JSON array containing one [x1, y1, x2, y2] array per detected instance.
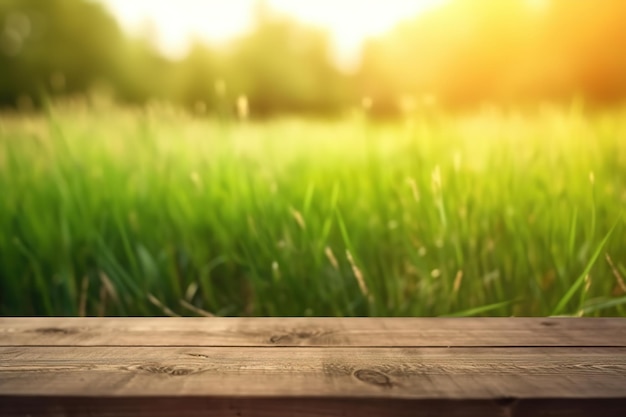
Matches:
[[1, 103, 625, 317]]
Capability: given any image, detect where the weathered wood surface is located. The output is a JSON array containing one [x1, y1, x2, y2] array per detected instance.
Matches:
[[1, 317, 625, 346], [2, 346, 626, 397], [1, 318, 625, 417]]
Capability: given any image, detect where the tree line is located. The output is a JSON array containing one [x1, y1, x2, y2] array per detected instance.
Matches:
[[1, 0, 625, 116]]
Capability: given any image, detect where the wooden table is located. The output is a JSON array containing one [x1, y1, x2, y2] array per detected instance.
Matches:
[[1, 317, 625, 416]]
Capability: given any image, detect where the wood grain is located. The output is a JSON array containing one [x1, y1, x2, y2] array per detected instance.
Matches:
[[1, 317, 624, 347], [1, 347, 626, 398], [1, 318, 625, 416]]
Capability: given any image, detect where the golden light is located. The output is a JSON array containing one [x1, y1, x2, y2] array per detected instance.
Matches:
[[101, 0, 446, 67]]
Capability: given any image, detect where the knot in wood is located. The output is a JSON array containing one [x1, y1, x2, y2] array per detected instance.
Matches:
[[353, 369, 394, 388]]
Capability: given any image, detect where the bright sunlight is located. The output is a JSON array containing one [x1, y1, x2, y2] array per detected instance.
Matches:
[[100, 0, 446, 67]]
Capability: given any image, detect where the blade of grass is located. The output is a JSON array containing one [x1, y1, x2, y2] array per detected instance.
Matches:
[[552, 220, 618, 316], [580, 296, 626, 315], [441, 299, 515, 317], [567, 207, 578, 258]]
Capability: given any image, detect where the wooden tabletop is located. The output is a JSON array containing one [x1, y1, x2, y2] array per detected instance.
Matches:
[[1, 317, 625, 416]]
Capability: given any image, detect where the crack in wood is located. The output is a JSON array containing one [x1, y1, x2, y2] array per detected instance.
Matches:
[[186, 353, 211, 359]]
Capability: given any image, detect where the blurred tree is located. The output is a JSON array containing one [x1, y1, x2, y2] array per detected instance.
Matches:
[[2, 0, 626, 114], [173, 41, 224, 115], [228, 4, 346, 116], [114, 36, 176, 104], [0, 0, 127, 107]]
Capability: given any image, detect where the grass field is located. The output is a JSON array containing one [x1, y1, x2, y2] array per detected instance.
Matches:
[[1, 103, 625, 317]]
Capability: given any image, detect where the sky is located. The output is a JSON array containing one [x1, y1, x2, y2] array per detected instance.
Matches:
[[99, 0, 446, 69]]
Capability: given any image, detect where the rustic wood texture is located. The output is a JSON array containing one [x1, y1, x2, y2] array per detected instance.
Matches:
[[1, 318, 625, 417], [2, 346, 626, 398], [1, 317, 625, 346]]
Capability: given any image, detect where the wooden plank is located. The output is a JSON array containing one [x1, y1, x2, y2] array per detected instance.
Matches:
[[2, 347, 625, 399], [3, 396, 626, 417], [1, 317, 624, 347], [1, 318, 625, 416]]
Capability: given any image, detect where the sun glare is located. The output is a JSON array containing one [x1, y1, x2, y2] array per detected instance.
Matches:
[[101, 0, 446, 66]]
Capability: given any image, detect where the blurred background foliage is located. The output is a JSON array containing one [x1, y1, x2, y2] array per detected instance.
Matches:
[[1, 0, 626, 116], [2, 0, 625, 318]]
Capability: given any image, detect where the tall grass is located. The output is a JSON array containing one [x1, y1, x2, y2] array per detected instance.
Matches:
[[0, 103, 625, 316]]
